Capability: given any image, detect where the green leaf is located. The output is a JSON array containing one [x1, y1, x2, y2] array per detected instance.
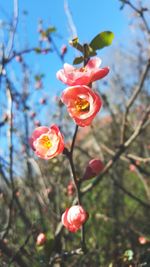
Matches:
[[73, 56, 84, 65], [46, 27, 56, 35], [34, 47, 41, 54], [90, 31, 114, 51]]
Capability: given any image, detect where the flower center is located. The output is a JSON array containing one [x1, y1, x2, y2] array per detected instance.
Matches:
[[40, 135, 52, 149], [78, 67, 86, 72], [75, 97, 90, 112]]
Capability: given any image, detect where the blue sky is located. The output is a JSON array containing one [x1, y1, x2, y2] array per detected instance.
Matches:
[[1, 0, 128, 99]]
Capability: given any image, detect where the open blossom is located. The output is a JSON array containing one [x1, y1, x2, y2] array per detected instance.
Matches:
[[29, 125, 64, 159], [61, 85, 102, 127], [56, 57, 109, 86], [36, 233, 46, 246], [61, 205, 88, 232], [83, 158, 104, 180]]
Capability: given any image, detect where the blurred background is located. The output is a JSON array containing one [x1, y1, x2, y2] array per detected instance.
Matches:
[[0, 0, 150, 266]]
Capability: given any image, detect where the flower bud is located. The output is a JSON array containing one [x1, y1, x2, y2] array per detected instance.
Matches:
[[61, 205, 88, 232], [129, 164, 136, 172], [39, 98, 46, 105], [83, 158, 104, 180], [34, 120, 41, 127], [30, 112, 36, 119], [61, 45, 67, 56], [138, 236, 147, 245], [15, 55, 22, 62], [67, 181, 75, 196], [36, 233, 46, 246]]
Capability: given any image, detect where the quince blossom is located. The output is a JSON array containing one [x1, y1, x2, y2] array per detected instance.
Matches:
[[61, 85, 102, 127], [29, 125, 64, 159], [56, 57, 109, 86]]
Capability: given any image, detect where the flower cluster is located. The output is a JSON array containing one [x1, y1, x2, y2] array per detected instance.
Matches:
[[58, 57, 109, 127], [29, 56, 109, 233]]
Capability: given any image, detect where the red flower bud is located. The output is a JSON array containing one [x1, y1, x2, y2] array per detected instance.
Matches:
[[138, 236, 147, 245], [67, 181, 75, 196], [61, 45, 67, 56], [129, 164, 136, 172], [30, 112, 36, 119], [83, 158, 104, 180], [36, 233, 46, 246], [15, 55, 22, 62], [62, 205, 88, 232], [39, 98, 46, 105]]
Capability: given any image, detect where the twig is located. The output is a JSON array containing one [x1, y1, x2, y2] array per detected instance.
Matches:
[[71, 125, 78, 155], [49, 248, 84, 266], [48, 36, 64, 64], [111, 175, 150, 210], [8, 229, 35, 266], [121, 58, 150, 143], [121, 0, 150, 34], [5, 47, 51, 65], [0, 239, 28, 267], [5, 0, 19, 59]]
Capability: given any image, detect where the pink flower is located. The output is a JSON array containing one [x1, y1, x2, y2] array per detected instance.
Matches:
[[61, 85, 102, 127], [36, 233, 46, 246], [29, 125, 64, 159], [83, 158, 104, 180], [56, 57, 109, 86], [61, 205, 88, 232]]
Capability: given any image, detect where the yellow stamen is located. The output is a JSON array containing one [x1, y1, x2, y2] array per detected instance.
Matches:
[[75, 97, 90, 112], [40, 135, 52, 149]]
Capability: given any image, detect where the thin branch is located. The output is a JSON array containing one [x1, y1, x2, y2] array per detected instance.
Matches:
[[121, 0, 150, 34], [71, 125, 78, 155], [8, 229, 35, 266], [121, 58, 150, 143], [111, 175, 150, 210], [0, 239, 28, 267], [6, 0, 19, 59], [49, 248, 84, 266], [5, 47, 51, 65]]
